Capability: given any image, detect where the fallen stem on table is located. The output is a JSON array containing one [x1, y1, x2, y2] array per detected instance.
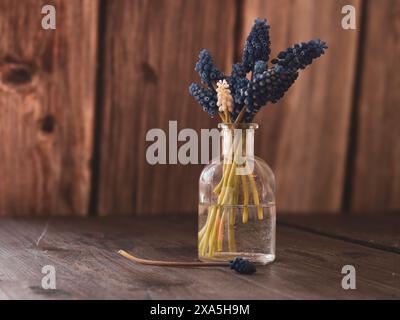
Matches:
[[118, 250, 227, 267]]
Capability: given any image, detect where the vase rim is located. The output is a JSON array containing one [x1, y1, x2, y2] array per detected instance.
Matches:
[[218, 123, 259, 130]]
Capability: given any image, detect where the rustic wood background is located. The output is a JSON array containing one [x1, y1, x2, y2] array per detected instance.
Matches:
[[0, 0, 398, 217]]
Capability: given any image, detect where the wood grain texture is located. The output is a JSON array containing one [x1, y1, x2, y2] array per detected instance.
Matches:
[[0, 0, 98, 216], [280, 214, 400, 252], [240, 0, 362, 213], [96, 0, 236, 215], [351, 0, 400, 213], [0, 216, 399, 299]]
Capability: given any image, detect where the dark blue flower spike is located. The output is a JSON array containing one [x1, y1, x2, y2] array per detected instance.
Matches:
[[253, 60, 267, 76], [195, 49, 225, 88], [229, 257, 257, 275], [231, 63, 247, 78], [243, 18, 271, 73], [226, 77, 249, 120], [189, 83, 218, 117], [242, 66, 299, 121], [272, 39, 328, 73]]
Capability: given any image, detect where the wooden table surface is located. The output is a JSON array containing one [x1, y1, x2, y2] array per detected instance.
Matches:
[[0, 215, 399, 300]]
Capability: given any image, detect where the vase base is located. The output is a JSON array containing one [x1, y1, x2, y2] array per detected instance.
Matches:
[[199, 252, 275, 265]]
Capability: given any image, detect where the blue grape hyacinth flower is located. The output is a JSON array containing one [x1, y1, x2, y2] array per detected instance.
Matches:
[[228, 76, 250, 122], [195, 49, 225, 88], [253, 60, 267, 77], [272, 39, 328, 73], [229, 257, 256, 275], [242, 18, 271, 73], [242, 65, 299, 121], [189, 83, 218, 117], [231, 63, 247, 78]]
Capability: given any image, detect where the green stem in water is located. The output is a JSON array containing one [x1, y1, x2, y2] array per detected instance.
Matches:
[[248, 174, 263, 220], [199, 131, 266, 257], [217, 210, 226, 251], [241, 175, 249, 223]]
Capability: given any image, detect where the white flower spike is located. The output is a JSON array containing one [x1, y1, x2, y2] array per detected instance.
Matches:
[[216, 80, 234, 114]]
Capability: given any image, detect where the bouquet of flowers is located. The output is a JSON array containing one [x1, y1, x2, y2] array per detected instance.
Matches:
[[189, 18, 327, 259]]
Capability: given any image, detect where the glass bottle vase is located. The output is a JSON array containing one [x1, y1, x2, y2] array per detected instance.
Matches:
[[198, 123, 276, 265]]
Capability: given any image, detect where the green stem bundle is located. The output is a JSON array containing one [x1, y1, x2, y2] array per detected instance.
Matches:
[[198, 131, 263, 258]]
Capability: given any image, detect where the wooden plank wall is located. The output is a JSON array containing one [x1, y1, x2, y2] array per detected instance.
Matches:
[[0, 0, 398, 216], [351, 0, 400, 213], [241, 0, 362, 213], [0, 0, 98, 216], [95, 0, 236, 215]]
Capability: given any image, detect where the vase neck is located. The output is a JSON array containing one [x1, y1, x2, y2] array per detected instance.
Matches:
[[220, 124, 257, 160]]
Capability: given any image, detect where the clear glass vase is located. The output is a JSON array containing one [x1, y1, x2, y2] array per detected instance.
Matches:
[[198, 123, 276, 265]]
